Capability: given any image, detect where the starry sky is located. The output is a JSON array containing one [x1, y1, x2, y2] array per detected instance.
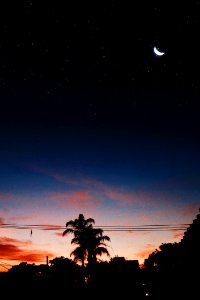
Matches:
[[0, 1, 200, 270]]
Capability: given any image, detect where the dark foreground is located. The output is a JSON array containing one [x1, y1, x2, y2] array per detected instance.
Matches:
[[1, 270, 198, 300]]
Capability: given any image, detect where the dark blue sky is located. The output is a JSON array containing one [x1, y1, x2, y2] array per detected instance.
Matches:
[[1, 124, 200, 198]]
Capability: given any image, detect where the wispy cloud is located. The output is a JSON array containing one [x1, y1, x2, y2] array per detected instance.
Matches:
[[29, 165, 82, 186], [29, 166, 200, 229], [30, 165, 111, 191], [55, 232, 63, 237], [135, 244, 157, 260], [31, 166, 174, 207], [0, 237, 31, 246], [173, 232, 184, 239], [49, 190, 101, 209], [102, 188, 157, 205]]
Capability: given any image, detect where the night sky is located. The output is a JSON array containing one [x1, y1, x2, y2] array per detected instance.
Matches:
[[0, 1, 200, 270]]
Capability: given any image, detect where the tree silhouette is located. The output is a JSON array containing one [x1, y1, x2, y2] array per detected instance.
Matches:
[[62, 213, 95, 268], [144, 242, 181, 270], [62, 214, 110, 270]]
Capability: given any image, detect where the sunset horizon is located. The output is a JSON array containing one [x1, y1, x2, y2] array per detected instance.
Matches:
[[1, 203, 198, 271]]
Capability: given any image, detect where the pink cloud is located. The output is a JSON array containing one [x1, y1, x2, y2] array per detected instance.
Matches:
[[49, 190, 101, 209], [63, 178, 171, 207], [100, 186, 177, 208], [46, 170, 160, 206], [30, 166, 184, 207], [173, 232, 184, 239], [135, 244, 157, 260], [55, 232, 63, 237], [0, 236, 31, 246], [126, 231, 138, 236], [0, 236, 55, 263], [103, 188, 137, 204], [102, 188, 155, 205]]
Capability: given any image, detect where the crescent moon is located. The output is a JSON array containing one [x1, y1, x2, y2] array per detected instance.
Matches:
[[153, 46, 165, 56]]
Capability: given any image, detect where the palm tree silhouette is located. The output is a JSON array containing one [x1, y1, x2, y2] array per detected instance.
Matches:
[[62, 213, 95, 268], [63, 214, 111, 270]]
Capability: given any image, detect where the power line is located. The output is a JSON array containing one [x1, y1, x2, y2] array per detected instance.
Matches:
[[0, 261, 13, 267], [0, 260, 14, 271], [0, 264, 10, 270], [0, 222, 189, 231]]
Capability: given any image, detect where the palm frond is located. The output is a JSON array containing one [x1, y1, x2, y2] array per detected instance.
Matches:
[[71, 237, 81, 245], [101, 235, 111, 242], [62, 228, 74, 236], [70, 246, 86, 265], [95, 247, 110, 257], [65, 220, 75, 227], [86, 218, 95, 224]]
